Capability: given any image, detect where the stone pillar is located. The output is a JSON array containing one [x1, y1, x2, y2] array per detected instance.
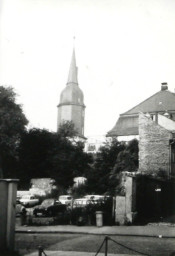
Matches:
[[125, 176, 137, 223], [115, 196, 126, 225], [115, 175, 137, 225], [0, 180, 8, 249], [0, 179, 18, 251]]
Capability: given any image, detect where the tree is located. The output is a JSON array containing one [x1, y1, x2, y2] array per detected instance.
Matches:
[[57, 120, 78, 138], [0, 86, 28, 178], [17, 128, 92, 190], [17, 128, 56, 187], [85, 139, 139, 195], [109, 139, 139, 195], [85, 138, 126, 194]]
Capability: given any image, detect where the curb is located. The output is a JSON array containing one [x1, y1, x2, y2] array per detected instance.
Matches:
[[15, 229, 175, 238]]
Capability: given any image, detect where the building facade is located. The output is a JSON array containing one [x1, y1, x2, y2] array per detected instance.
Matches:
[[107, 83, 175, 141], [57, 48, 85, 138], [109, 84, 175, 224], [139, 112, 175, 179], [115, 113, 175, 224]]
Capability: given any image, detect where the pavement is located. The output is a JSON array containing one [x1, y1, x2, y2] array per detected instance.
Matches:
[[16, 222, 175, 237], [15, 222, 175, 256]]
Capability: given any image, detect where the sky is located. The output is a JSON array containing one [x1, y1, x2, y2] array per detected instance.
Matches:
[[0, 0, 175, 137]]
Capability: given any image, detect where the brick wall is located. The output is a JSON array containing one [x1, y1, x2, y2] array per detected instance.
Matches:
[[139, 113, 171, 175]]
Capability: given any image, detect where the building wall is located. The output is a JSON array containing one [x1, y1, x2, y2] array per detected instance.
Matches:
[[84, 135, 106, 153], [71, 105, 85, 136], [139, 113, 171, 175], [57, 104, 85, 136], [115, 175, 137, 225], [57, 105, 72, 129], [157, 113, 175, 131]]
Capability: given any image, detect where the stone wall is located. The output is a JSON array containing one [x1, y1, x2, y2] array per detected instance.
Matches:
[[139, 113, 171, 176], [115, 175, 137, 225]]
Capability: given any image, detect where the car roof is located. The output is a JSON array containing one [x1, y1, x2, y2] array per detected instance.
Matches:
[[59, 195, 72, 198]]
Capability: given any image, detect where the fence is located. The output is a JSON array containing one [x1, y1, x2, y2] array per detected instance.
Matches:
[[38, 246, 47, 256], [94, 236, 152, 256], [38, 237, 175, 256]]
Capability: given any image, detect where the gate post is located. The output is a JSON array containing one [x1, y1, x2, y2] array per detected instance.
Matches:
[[0, 179, 18, 251], [38, 246, 43, 256], [105, 236, 108, 256]]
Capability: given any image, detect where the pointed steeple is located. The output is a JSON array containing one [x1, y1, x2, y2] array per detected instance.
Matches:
[[57, 44, 85, 137], [67, 48, 78, 85]]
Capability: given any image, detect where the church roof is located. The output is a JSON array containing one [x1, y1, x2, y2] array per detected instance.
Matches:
[[58, 48, 85, 107], [122, 89, 175, 115], [107, 85, 175, 137], [67, 48, 78, 85], [59, 84, 85, 106]]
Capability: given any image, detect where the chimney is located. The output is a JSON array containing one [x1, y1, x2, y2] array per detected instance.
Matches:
[[161, 82, 168, 91]]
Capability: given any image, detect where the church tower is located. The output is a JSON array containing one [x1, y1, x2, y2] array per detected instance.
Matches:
[[57, 48, 85, 137]]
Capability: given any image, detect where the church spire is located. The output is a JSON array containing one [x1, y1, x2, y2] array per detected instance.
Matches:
[[67, 48, 78, 85]]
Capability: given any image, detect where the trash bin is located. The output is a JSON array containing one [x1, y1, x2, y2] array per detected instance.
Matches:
[[96, 211, 103, 227]]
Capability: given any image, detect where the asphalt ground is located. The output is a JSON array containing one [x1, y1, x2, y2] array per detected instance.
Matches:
[[15, 221, 175, 256], [15, 232, 175, 256]]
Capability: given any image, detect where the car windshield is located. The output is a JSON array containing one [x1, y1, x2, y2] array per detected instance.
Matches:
[[41, 199, 54, 207]]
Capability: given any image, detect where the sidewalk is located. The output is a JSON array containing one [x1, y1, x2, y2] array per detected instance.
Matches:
[[16, 223, 175, 238]]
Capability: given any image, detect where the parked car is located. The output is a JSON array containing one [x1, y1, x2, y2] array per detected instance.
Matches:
[[19, 195, 39, 207], [16, 200, 26, 217], [33, 198, 67, 217], [58, 195, 72, 205], [83, 195, 109, 201], [73, 195, 111, 208], [73, 198, 92, 208]]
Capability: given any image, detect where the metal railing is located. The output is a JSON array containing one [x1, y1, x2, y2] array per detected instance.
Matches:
[[38, 237, 175, 256], [94, 236, 152, 256]]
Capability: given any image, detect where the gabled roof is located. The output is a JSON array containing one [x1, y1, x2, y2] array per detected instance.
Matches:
[[122, 89, 175, 116], [107, 87, 175, 137], [107, 115, 138, 137]]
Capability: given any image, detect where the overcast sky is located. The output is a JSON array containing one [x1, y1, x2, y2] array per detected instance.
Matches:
[[0, 0, 175, 137]]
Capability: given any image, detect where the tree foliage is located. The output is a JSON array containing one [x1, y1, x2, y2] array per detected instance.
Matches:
[[0, 86, 28, 177], [85, 139, 139, 195], [17, 127, 92, 190], [109, 139, 139, 195], [57, 120, 78, 138], [85, 139, 125, 194]]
